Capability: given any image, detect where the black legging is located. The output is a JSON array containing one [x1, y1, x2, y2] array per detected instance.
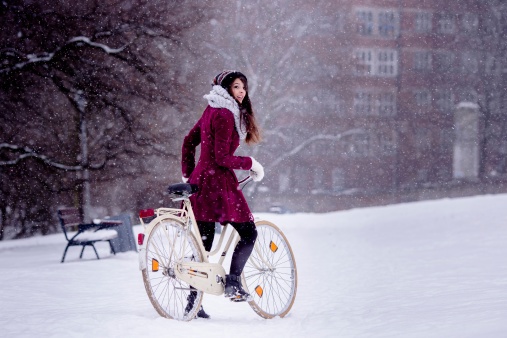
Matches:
[[197, 220, 257, 276]]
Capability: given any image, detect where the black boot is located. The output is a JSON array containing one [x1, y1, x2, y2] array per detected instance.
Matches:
[[185, 290, 210, 319], [196, 306, 210, 319], [224, 274, 252, 302]]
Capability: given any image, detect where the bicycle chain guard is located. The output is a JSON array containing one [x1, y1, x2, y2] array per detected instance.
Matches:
[[174, 261, 226, 296]]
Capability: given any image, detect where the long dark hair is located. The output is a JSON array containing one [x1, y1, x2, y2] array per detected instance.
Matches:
[[221, 72, 261, 145]]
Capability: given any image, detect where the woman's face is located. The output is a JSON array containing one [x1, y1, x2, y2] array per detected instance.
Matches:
[[230, 78, 246, 104]]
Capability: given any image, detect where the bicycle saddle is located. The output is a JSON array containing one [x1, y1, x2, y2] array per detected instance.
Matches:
[[167, 183, 198, 196]]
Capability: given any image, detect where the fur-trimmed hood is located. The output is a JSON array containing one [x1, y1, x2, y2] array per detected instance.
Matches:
[[203, 85, 247, 140]]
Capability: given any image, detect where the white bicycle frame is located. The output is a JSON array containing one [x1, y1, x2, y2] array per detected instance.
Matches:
[[138, 178, 273, 296]]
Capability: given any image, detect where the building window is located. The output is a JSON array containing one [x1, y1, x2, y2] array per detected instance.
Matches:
[[440, 129, 454, 153], [354, 48, 398, 77], [436, 167, 450, 181], [415, 12, 432, 33], [414, 90, 431, 106], [483, 16, 498, 35], [335, 12, 347, 34], [437, 13, 455, 34], [312, 141, 333, 155], [314, 169, 324, 189], [486, 54, 502, 75], [415, 128, 431, 151], [346, 134, 370, 157], [354, 89, 397, 116], [501, 140, 507, 156], [294, 166, 309, 192], [379, 131, 397, 155], [378, 92, 396, 116], [413, 51, 432, 72], [319, 11, 348, 36], [459, 89, 478, 103], [315, 92, 344, 116], [356, 10, 374, 35], [487, 93, 502, 115], [278, 171, 290, 193], [436, 89, 454, 113], [354, 90, 374, 115], [434, 51, 454, 73], [416, 169, 429, 182], [377, 49, 398, 76], [462, 13, 478, 33], [488, 124, 507, 155], [461, 52, 478, 74], [354, 48, 374, 75], [332, 168, 345, 191], [355, 8, 399, 38], [378, 11, 398, 37]]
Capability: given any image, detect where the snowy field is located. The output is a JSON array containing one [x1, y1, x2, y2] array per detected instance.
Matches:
[[1, 194, 507, 338]]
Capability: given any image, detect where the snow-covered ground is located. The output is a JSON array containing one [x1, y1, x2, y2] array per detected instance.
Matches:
[[1, 194, 507, 338]]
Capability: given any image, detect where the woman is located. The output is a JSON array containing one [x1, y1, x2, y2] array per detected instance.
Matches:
[[181, 70, 264, 318]]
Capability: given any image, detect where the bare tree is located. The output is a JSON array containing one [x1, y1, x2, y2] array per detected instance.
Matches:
[[0, 0, 209, 238], [185, 0, 352, 200]]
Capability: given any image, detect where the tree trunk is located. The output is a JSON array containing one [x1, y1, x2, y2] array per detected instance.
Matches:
[[0, 206, 5, 241], [78, 96, 91, 222]]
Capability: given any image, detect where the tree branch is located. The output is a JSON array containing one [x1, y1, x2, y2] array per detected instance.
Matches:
[[0, 36, 127, 74], [266, 129, 365, 171], [0, 143, 81, 170]]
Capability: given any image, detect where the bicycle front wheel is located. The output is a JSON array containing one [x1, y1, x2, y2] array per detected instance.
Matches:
[[141, 218, 204, 321], [242, 220, 298, 318]]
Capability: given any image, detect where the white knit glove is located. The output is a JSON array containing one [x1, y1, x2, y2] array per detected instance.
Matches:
[[249, 157, 264, 182], [182, 176, 188, 183]]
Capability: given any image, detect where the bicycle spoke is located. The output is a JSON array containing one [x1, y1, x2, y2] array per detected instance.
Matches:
[[142, 218, 203, 321], [244, 221, 297, 318]]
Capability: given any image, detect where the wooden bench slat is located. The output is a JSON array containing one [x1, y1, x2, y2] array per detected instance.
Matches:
[[63, 222, 81, 228], [58, 208, 83, 229], [60, 215, 82, 224], [58, 209, 81, 216], [96, 220, 123, 226]]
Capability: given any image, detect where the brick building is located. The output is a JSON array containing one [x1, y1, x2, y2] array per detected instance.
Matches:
[[254, 0, 507, 212]]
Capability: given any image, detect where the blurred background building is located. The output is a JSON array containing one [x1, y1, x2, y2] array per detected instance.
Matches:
[[240, 0, 507, 212]]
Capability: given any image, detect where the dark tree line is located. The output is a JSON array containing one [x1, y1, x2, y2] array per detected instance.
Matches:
[[0, 0, 211, 239]]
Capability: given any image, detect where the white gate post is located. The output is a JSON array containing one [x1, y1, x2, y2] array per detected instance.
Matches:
[[453, 102, 481, 180]]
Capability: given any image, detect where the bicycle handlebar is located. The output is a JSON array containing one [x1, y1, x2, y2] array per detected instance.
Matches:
[[239, 175, 253, 191], [238, 175, 252, 184]]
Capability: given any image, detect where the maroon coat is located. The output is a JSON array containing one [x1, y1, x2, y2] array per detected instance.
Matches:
[[182, 105, 253, 223]]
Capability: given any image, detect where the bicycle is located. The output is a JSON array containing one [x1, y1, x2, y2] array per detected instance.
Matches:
[[136, 177, 298, 321]]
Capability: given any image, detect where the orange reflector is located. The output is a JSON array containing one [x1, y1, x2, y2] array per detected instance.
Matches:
[[255, 285, 263, 298], [152, 258, 159, 272], [270, 241, 278, 253]]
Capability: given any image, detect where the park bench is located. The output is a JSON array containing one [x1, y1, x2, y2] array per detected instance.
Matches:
[[57, 207, 122, 263]]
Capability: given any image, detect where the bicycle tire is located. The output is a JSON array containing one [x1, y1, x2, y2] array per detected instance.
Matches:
[[242, 220, 298, 318], [141, 217, 204, 321]]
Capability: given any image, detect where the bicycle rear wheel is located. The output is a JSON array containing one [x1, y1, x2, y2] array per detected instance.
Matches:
[[141, 218, 204, 321], [242, 220, 297, 318]]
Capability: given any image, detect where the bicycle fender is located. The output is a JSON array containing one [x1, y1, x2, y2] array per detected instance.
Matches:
[[138, 213, 186, 272], [138, 247, 146, 270]]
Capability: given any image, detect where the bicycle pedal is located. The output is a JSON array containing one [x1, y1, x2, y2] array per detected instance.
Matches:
[[229, 295, 251, 302], [230, 297, 246, 302]]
